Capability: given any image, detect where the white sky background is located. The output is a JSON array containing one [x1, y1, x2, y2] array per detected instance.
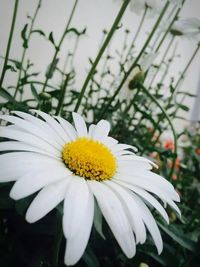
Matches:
[[0, 0, 200, 130]]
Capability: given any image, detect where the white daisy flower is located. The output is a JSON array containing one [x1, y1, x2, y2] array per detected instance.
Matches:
[[0, 111, 180, 266], [170, 17, 200, 40]]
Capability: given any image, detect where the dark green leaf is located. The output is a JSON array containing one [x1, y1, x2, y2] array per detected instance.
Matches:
[[158, 222, 196, 251], [21, 23, 28, 48], [31, 29, 46, 37], [45, 58, 59, 79], [48, 32, 56, 46], [83, 246, 100, 267], [30, 84, 39, 101]]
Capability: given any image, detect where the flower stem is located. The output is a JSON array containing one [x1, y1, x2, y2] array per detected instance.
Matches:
[[123, 5, 148, 65], [52, 211, 63, 267], [139, 83, 177, 179], [14, 0, 42, 99], [42, 0, 79, 93], [0, 0, 19, 90], [55, 73, 70, 115], [74, 0, 131, 112], [148, 35, 175, 88], [98, 1, 170, 120]]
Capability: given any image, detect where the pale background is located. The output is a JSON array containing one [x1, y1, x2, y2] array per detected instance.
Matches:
[[0, 0, 200, 130]]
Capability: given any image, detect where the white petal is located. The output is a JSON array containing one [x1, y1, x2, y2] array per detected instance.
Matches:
[[131, 193, 163, 254], [88, 124, 96, 138], [111, 144, 137, 154], [115, 178, 181, 216], [105, 180, 146, 245], [0, 141, 59, 159], [117, 155, 157, 168], [54, 116, 77, 141], [116, 171, 179, 202], [13, 111, 64, 146], [63, 177, 92, 239], [102, 137, 118, 148], [26, 178, 71, 223], [10, 167, 71, 200], [88, 181, 135, 258], [72, 112, 87, 137], [64, 184, 94, 266], [31, 110, 69, 144], [0, 115, 61, 150], [92, 120, 110, 141], [117, 160, 153, 171], [0, 152, 63, 181], [0, 127, 60, 156], [124, 185, 169, 223]]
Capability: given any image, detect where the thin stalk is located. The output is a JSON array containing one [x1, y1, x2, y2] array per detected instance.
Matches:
[[151, 42, 200, 141], [55, 73, 70, 115], [42, 0, 79, 93], [148, 35, 175, 88], [174, 44, 200, 93], [14, 0, 42, 99], [124, 5, 148, 65], [112, 89, 140, 134], [0, 0, 19, 90], [74, 0, 131, 112], [159, 40, 178, 85], [139, 84, 177, 179], [98, 1, 170, 120], [23, 80, 59, 91]]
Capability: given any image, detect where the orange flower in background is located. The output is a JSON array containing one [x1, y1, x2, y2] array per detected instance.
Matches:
[[196, 148, 200, 155], [164, 139, 175, 151], [172, 174, 178, 181]]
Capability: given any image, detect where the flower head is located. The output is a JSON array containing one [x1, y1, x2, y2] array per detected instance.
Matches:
[[0, 111, 180, 265]]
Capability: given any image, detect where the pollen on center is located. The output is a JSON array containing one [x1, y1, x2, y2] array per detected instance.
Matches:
[[62, 137, 117, 181]]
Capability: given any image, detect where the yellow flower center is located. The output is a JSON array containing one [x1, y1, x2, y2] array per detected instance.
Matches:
[[62, 137, 117, 181]]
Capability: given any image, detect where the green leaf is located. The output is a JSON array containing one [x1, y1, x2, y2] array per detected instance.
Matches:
[[48, 31, 56, 47], [30, 84, 39, 101], [0, 88, 16, 103], [31, 29, 46, 37], [21, 23, 28, 48], [83, 246, 100, 267], [158, 222, 196, 251], [176, 103, 190, 112], [45, 58, 59, 79]]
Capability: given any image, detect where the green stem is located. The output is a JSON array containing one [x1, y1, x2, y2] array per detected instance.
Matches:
[[112, 89, 140, 134], [124, 5, 148, 65], [0, 0, 19, 90], [98, 1, 170, 120], [143, 43, 199, 150], [174, 43, 200, 94], [14, 0, 42, 99], [159, 40, 178, 85], [148, 35, 175, 88], [55, 73, 70, 115], [51, 211, 63, 267], [74, 0, 131, 112], [42, 0, 79, 93], [139, 84, 177, 179]]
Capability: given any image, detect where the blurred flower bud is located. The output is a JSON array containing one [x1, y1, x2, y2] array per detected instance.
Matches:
[[128, 70, 145, 89]]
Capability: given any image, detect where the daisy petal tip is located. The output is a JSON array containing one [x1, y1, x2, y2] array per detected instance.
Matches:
[[9, 188, 20, 200], [25, 212, 36, 224]]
